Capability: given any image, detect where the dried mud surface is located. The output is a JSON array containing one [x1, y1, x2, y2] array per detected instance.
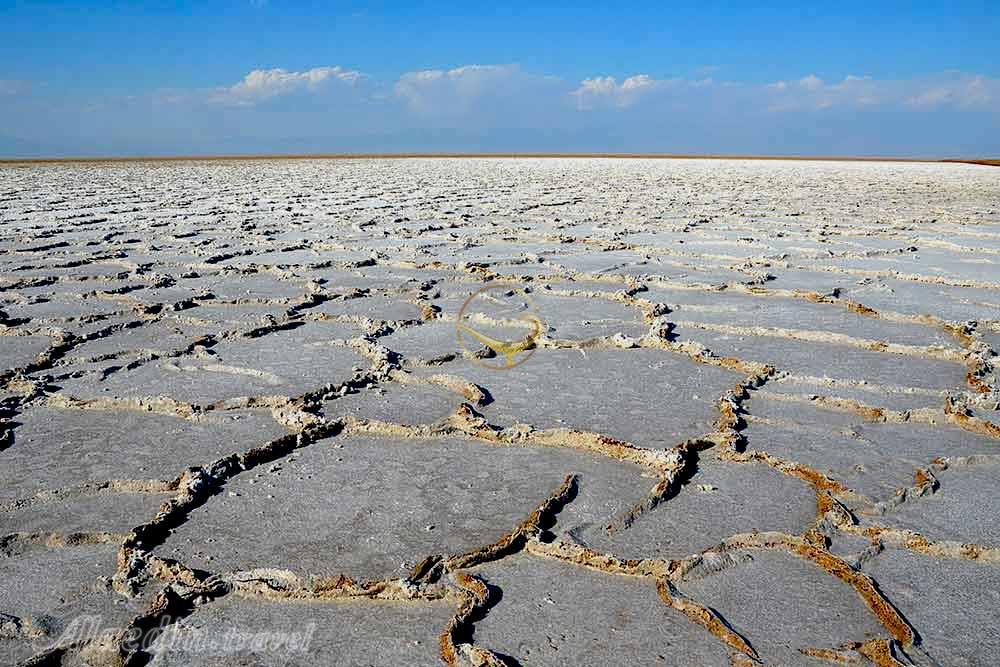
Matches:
[[1, 157, 999, 666]]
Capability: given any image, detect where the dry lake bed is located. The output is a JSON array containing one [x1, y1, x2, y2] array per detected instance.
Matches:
[[1, 157, 999, 666]]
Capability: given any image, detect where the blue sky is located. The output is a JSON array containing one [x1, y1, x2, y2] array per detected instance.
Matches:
[[1, 1, 998, 157]]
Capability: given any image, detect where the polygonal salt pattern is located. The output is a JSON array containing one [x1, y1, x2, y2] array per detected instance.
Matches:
[[2, 157, 999, 666]]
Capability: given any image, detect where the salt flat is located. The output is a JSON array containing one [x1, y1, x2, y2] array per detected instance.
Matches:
[[1, 157, 998, 666]]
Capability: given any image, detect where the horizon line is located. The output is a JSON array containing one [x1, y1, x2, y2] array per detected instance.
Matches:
[[0, 153, 997, 166]]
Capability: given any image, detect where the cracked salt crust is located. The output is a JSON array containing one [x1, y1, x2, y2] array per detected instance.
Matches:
[[1, 157, 998, 666]]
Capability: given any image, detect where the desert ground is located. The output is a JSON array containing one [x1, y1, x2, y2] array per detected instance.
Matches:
[[1, 157, 999, 666]]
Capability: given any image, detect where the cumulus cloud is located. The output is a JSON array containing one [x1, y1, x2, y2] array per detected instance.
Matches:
[[394, 64, 562, 118], [572, 74, 673, 109], [395, 64, 515, 107], [905, 74, 998, 110], [209, 66, 363, 106]]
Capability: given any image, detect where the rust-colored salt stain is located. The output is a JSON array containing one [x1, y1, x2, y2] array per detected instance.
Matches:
[[944, 397, 1000, 438], [855, 638, 909, 666], [800, 638, 906, 666], [526, 538, 678, 578], [798, 645, 864, 664], [439, 572, 496, 667], [656, 578, 759, 661]]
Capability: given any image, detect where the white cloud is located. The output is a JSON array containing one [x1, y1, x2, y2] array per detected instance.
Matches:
[[761, 72, 998, 112], [210, 66, 362, 106], [906, 74, 998, 110], [570, 70, 1000, 114], [765, 74, 880, 111], [394, 64, 561, 118], [171, 65, 1000, 117], [799, 74, 823, 91], [5, 63, 1000, 156], [764, 74, 822, 93], [396, 65, 520, 111], [572, 74, 673, 109]]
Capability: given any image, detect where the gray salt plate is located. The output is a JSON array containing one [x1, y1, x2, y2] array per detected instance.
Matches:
[[0, 544, 150, 666], [145, 595, 454, 667], [571, 454, 817, 559], [416, 348, 741, 450], [0, 406, 286, 503], [676, 550, 887, 666], [155, 433, 651, 579], [743, 397, 1000, 507], [0, 335, 52, 372], [320, 379, 461, 426], [470, 554, 733, 666], [862, 548, 1000, 666], [51, 321, 370, 405], [672, 327, 969, 393]]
